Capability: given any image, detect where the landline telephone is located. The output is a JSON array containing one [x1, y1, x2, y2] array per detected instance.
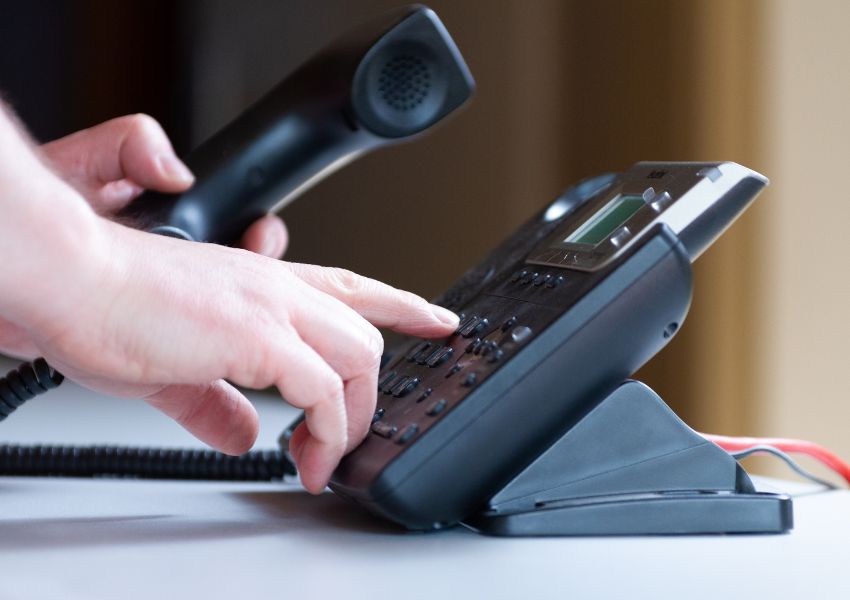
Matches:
[[0, 4, 813, 536]]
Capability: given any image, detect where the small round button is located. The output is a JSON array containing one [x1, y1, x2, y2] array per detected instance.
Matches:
[[511, 326, 533, 343]]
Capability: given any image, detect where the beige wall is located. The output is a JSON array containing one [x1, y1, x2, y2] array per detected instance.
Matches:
[[756, 0, 850, 460]]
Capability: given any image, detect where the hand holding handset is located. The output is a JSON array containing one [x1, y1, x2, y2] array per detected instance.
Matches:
[[117, 5, 474, 243]]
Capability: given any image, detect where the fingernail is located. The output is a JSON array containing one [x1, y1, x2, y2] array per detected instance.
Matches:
[[158, 154, 195, 184], [260, 222, 282, 257], [430, 305, 459, 327]]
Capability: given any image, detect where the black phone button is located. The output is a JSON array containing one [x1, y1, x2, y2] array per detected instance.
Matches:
[[455, 313, 477, 334], [520, 271, 537, 284], [546, 275, 566, 288], [393, 377, 420, 398], [446, 364, 463, 378], [488, 349, 505, 363], [378, 371, 397, 391], [511, 326, 533, 344], [418, 345, 443, 365], [501, 316, 518, 332], [461, 372, 478, 387], [510, 270, 525, 282], [417, 387, 433, 403], [427, 347, 454, 368], [461, 317, 489, 338], [396, 424, 419, 445], [371, 421, 398, 438], [386, 376, 409, 395], [480, 341, 497, 357], [533, 274, 551, 286], [426, 398, 447, 416], [465, 338, 481, 353], [459, 316, 481, 337], [407, 341, 432, 362], [372, 408, 385, 423]]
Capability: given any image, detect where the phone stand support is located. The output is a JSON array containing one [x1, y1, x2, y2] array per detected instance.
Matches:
[[464, 380, 793, 536]]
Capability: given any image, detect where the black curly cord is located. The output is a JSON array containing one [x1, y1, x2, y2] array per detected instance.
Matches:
[[0, 358, 63, 421], [0, 445, 296, 480], [0, 358, 297, 480]]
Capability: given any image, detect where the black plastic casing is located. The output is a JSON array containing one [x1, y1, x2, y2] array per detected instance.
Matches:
[[118, 5, 473, 244], [329, 212, 693, 529], [329, 166, 767, 531]]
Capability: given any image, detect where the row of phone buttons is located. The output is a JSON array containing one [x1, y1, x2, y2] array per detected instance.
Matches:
[[509, 269, 565, 288], [371, 397, 446, 443], [465, 338, 505, 363], [369, 420, 419, 445]]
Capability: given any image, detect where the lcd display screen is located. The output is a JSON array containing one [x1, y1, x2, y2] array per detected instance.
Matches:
[[565, 195, 645, 246]]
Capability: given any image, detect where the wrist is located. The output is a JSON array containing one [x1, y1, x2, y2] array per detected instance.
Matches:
[[0, 175, 104, 334]]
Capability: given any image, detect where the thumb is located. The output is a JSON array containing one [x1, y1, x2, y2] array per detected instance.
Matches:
[[42, 113, 194, 213]]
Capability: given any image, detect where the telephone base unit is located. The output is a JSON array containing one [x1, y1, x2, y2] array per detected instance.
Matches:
[[464, 380, 793, 536]]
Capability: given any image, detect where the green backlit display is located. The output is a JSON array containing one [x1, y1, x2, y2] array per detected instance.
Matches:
[[565, 195, 645, 246]]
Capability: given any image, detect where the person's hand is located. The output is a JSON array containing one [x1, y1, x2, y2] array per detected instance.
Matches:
[[40, 113, 289, 256], [0, 107, 459, 493], [0, 114, 288, 358]]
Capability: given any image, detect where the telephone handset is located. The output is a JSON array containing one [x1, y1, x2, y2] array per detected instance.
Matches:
[[282, 162, 791, 534]]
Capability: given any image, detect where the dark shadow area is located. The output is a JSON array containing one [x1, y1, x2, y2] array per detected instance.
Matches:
[[228, 489, 408, 535], [0, 488, 430, 552]]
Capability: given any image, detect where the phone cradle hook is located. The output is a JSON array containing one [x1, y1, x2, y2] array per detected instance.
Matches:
[[463, 380, 793, 536]]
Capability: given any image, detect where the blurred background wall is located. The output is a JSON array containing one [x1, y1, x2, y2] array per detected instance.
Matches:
[[0, 0, 846, 478]]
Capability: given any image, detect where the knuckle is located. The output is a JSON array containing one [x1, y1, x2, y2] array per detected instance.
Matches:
[[125, 113, 163, 137], [343, 327, 383, 375], [364, 327, 384, 367], [321, 372, 345, 404], [326, 268, 363, 300]]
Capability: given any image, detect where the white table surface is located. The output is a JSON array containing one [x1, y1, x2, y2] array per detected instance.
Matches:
[[0, 361, 848, 600]]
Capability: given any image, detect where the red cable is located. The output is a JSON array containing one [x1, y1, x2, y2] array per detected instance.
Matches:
[[701, 433, 850, 486]]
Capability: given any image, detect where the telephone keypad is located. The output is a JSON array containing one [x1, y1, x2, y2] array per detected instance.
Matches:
[[368, 292, 565, 451]]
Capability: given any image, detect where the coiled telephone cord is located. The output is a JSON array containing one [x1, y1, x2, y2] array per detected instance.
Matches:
[[0, 358, 296, 481]]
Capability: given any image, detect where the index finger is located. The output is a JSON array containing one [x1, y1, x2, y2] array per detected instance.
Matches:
[[284, 264, 458, 337]]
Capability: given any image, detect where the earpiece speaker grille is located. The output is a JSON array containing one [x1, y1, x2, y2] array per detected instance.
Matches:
[[377, 55, 431, 111]]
